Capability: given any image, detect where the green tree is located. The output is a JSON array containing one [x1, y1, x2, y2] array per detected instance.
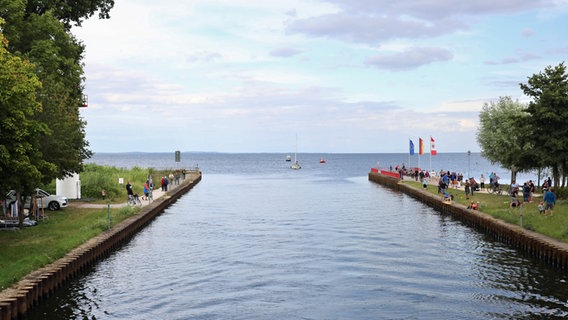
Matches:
[[476, 97, 530, 183], [0, 0, 113, 180], [520, 62, 568, 191], [0, 24, 56, 223], [24, 0, 115, 29], [23, 10, 92, 180]]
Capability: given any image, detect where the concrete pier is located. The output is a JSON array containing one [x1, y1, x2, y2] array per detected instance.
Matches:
[[0, 172, 202, 319], [368, 171, 568, 270]]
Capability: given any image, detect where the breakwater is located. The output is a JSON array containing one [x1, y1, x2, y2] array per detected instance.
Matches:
[[368, 172, 568, 270], [0, 172, 202, 320]]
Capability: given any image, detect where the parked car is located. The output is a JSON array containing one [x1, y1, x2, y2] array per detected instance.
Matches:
[[5, 188, 68, 211]]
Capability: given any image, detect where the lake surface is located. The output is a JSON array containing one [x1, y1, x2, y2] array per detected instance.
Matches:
[[28, 153, 568, 319]]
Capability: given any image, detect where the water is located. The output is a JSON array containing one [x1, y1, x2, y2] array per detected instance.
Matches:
[[28, 153, 568, 319]]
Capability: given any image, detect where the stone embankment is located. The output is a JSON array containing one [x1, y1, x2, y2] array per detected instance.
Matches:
[[368, 172, 568, 270], [0, 172, 202, 320]]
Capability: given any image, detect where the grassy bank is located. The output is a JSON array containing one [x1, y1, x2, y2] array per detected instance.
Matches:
[[0, 164, 181, 290], [0, 205, 139, 290], [404, 180, 568, 242]]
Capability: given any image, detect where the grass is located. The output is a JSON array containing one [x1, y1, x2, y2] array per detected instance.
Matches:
[[405, 180, 568, 242], [0, 205, 140, 290], [0, 164, 182, 291]]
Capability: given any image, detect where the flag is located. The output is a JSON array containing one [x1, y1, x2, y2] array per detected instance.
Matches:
[[409, 139, 415, 155], [430, 136, 437, 156], [419, 138, 424, 155]]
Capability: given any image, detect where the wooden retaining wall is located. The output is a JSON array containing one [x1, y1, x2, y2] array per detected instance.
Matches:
[[368, 172, 568, 270], [0, 173, 202, 320]]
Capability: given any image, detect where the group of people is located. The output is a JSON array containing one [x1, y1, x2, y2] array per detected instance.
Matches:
[[126, 179, 153, 202], [389, 165, 559, 217], [428, 170, 558, 216], [124, 170, 189, 202]]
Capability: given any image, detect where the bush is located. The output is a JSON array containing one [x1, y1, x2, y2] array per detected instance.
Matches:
[[79, 164, 160, 201], [554, 187, 568, 200]]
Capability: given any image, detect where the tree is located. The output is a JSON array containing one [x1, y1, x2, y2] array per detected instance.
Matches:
[[520, 62, 568, 191], [0, 0, 111, 181], [0, 24, 56, 224], [23, 10, 93, 180], [476, 97, 531, 183], [24, 0, 115, 29]]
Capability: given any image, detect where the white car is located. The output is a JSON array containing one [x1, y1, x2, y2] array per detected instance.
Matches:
[[6, 188, 68, 211]]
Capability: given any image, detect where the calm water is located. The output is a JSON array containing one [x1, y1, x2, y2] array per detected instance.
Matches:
[[28, 153, 568, 319]]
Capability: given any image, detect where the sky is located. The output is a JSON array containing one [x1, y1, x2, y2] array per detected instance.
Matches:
[[72, 0, 568, 153]]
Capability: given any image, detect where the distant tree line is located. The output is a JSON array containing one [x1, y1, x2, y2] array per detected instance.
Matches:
[[1, 0, 114, 223], [477, 62, 568, 193]]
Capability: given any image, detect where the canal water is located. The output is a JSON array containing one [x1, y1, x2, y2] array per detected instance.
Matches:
[[28, 153, 568, 319]]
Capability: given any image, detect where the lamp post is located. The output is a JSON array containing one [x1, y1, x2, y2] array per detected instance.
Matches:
[[467, 150, 471, 179]]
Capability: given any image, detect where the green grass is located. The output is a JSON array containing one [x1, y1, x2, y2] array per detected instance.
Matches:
[[0, 164, 194, 291], [76, 164, 177, 203], [0, 205, 140, 290], [405, 180, 568, 242]]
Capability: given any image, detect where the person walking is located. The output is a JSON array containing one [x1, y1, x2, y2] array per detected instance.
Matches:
[[543, 188, 556, 216]]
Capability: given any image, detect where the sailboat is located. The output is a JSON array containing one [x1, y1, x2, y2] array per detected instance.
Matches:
[[290, 134, 301, 170]]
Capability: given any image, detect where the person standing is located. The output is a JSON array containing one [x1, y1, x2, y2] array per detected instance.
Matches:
[[126, 181, 133, 197], [480, 174, 485, 191], [464, 180, 471, 200], [143, 181, 150, 201], [543, 188, 556, 216]]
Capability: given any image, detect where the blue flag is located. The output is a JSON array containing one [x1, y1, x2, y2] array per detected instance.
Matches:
[[409, 139, 415, 155]]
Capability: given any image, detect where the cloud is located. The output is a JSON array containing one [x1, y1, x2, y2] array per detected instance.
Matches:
[[286, 14, 467, 44], [521, 28, 535, 37], [365, 47, 453, 70], [269, 47, 303, 57], [285, 0, 559, 45], [322, 0, 557, 19], [484, 52, 540, 65], [186, 51, 223, 63]]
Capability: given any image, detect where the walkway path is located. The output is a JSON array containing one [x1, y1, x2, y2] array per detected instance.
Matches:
[[68, 172, 200, 209]]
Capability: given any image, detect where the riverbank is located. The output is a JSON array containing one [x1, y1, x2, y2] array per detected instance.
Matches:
[[368, 171, 568, 269], [0, 171, 202, 319]]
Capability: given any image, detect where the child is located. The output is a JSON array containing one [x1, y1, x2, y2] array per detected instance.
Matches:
[[538, 202, 545, 214]]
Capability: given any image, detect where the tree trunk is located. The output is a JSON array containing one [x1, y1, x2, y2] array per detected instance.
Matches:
[[553, 164, 560, 198]]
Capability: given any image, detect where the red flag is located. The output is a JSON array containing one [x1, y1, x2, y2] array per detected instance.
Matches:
[[430, 137, 437, 156], [419, 138, 424, 155]]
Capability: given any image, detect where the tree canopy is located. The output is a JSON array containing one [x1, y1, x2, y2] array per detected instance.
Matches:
[[477, 62, 568, 190], [0, 0, 114, 196], [476, 97, 530, 183], [520, 62, 568, 190], [0, 23, 55, 195]]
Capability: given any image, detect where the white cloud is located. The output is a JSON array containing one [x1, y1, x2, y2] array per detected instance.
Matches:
[[71, 0, 568, 153], [365, 47, 454, 70]]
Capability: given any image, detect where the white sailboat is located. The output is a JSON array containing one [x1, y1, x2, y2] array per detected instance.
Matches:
[[291, 134, 301, 170]]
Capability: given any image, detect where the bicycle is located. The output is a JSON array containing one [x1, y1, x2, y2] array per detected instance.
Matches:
[[128, 194, 142, 207], [488, 183, 503, 195]]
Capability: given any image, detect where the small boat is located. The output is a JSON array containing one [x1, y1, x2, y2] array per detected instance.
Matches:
[[319, 157, 326, 164], [286, 154, 291, 162], [291, 134, 301, 170]]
